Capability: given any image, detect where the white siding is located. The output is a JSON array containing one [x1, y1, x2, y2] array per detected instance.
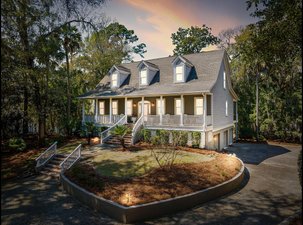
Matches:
[[211, 60, 234, 130]]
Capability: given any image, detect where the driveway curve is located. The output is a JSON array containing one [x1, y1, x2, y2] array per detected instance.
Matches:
[[1, 142, 302, 225]]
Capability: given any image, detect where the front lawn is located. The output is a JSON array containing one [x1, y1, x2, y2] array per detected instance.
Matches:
[[91, 149, 215, 177], [66, 147, 242, 206]]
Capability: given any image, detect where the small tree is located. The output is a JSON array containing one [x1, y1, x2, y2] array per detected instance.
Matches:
[[111, 125, 131, 149], [82, 122, 98, 145]]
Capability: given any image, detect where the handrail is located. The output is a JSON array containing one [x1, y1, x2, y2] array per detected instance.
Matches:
[[100, 114, 127, 144], [131, 115, 144, 145], [60, 144, 82, 172], [35, 142, 57, 168]]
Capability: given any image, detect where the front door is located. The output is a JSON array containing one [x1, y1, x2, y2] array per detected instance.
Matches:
[[138, 101, 150, 120]]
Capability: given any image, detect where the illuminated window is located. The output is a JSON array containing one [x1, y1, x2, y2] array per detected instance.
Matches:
[[99, 101, 105, 115], [225, 100, 228, 116], [126, 100, 132, 116], [195, 97, 203, 115], [175, 66, 183, 82], [175, 99, 182, 115], [223, 71, 226, 89], [112, 100, 118, 115], [112, 73, 118, 87], [156, 98, 165, 115], [140, 69, 147, 85]]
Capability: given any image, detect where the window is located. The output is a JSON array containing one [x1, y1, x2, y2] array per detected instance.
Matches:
[[99, 101, 105, 115], [126, 100, 132, 116], [225, 99, 228, 116], [140, 69, 147, 85], [156, 98, 165, 115], [195, 97, 203, 115], [112, 73, 118, 87], [175, 98, 182, 115], [175, 65, 183, 82], [223, 71, 226, 89], [112, 100, 118, 115]]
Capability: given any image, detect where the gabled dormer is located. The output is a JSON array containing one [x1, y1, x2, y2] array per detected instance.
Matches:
[[108, 65, 130, 88], [172, 56, 193, 83], [137, 61, 159, 86]]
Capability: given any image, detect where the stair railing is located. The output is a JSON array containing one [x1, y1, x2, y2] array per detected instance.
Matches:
[[60, 144, 82, 172], [35, 142, 57, 170], [131, 115, 144, 145], [100, 115, 127, 144]]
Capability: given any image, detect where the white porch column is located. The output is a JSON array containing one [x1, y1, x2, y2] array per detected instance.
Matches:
[[203, 94, 207, 130], [94, 99, 98, 122], [160, 96, 163, 125], [82, 101, 85, 123], [124, 97, 128, 124], [141, 96, 145, 118], [109, 97, 112, 124], [180, 95, 184, 126], [200, 132, 206, 149]]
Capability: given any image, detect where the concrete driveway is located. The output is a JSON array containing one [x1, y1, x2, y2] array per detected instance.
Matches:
[[1, 142, 302, 225]]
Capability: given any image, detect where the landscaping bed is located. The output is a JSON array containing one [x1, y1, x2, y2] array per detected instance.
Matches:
[[65, 146, 242, 206]]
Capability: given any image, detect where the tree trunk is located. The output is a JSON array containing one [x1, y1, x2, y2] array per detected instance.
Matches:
[[65, 48, 71, 136]]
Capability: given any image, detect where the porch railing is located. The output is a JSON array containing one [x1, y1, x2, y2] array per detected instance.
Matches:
[[100, 115, 127, 144], [60, 144, 82, 172], [131, 115, 144, 145], [183, 114, 203, 126], [84, 114, 124, 125], [162, 115, 181, 126], [35, 142, 57, 169]]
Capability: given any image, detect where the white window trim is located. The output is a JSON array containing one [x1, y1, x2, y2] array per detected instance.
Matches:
[[175, 65, 184, 83], [174, 98, 182, 115], [99, 101, 105, 115], [194, 97, 203, 115], [223, 71, 226, 89], [126, 100, 133, 116], [111, 72, 119, 88], [156, 98, 166, 115], [112, 100, 118, 115], [225, 99, 228, 116], [140, 69, 148, 86]]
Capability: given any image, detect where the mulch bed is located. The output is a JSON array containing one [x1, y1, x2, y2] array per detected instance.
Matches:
[[65, 148, 242, 206]]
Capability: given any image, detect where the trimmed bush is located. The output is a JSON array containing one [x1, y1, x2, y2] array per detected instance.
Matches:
[[172, 131, 188, 147], [8, 137, 26, 151], [157, 130, 170, 145], [141, 129, 151, 142]]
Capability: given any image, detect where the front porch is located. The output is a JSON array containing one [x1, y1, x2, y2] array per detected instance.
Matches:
[[82, 94, 213, 130]]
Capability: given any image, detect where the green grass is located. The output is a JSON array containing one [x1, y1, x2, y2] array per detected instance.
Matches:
[[91, 149, 215, 178]]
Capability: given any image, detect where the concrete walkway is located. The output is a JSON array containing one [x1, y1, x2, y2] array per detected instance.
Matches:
[[1, 142, 302, 225]]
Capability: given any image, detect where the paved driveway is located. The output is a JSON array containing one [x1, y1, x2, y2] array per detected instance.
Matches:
[[1, 142, 302, 225]]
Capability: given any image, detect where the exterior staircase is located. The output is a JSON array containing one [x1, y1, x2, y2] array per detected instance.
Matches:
[[104, 124, 134, 147], [39, 154, 66, 177]]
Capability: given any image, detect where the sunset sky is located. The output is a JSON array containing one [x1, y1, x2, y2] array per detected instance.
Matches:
[[103, 0, 258, 61]]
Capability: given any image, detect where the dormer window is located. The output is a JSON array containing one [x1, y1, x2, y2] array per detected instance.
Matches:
[[111, 72, 118, 87], [172, 55, 193, 83], [140, 69, 147, 85], [175, 65, 184, 82]]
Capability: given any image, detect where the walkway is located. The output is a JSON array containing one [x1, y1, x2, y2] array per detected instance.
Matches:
[[1, 142, 301, 225]]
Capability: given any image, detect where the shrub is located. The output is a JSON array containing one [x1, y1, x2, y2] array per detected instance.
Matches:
[[192, 132, 201, 147], [172, 131, 188, 146], [8, 137, 26, 151], [151, 135, 161, 145], [157, 130, 170, 145], [298, 149, 302, 187], [141, 129, 151, 142]]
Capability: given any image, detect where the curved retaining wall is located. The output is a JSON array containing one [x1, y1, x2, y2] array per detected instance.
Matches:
[[60, 158, 245, 224]]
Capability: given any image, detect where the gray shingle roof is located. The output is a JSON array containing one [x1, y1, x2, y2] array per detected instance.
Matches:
[[79, 50, 225, 98]]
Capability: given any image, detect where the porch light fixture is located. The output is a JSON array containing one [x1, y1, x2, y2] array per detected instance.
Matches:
[[151, 102, 155, 107], [133, 103, 137, 107]]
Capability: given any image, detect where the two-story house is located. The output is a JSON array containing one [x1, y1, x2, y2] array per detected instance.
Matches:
[[79, 50, 238, 150]]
